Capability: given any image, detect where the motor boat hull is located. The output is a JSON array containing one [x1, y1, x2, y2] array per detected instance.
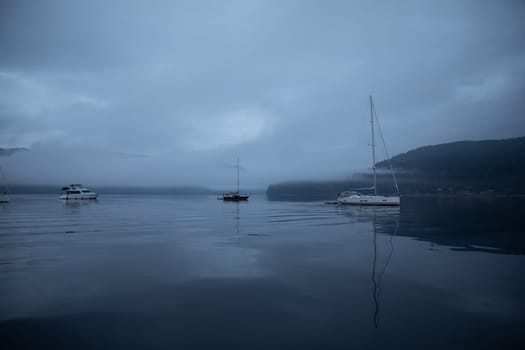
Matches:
[[59, 193, 98, 200], [60, 184, 98, 200]]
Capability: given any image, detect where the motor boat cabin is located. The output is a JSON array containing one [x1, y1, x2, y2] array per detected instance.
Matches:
[[60, 184, 98, 200]]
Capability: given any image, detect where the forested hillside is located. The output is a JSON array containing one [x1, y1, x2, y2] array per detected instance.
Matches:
[[267, 137, 525, 200]]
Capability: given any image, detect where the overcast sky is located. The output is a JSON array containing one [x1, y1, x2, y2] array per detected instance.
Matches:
[[1, 0, 524, 188]]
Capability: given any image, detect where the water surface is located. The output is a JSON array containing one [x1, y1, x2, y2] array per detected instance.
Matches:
[[1, 195, 524, 349]]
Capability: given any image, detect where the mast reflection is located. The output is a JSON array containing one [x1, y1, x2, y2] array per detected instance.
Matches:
[[371, 210, 398, 328], [235, 201, 240, 235], [337, 205, 399, 328]]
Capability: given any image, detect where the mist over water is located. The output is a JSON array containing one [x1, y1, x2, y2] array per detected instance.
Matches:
[[2, 1, 525, 189], [1, 195, 524, 349]]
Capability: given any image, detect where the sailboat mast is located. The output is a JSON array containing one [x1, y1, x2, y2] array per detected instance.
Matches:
[[370, 96, 377, 195], [236, 158, 240, 194]]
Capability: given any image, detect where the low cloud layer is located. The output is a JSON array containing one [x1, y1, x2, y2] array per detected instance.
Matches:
[[1, 0, 524, 188]]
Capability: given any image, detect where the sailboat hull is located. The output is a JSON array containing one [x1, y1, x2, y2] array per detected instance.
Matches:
[[337, 194, 400, 206], [222, 193, 249, 201]]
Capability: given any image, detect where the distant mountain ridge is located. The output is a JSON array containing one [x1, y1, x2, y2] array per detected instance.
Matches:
[[0, 147, 28, 157], [376, 137, 525, 174], [267, 136, 525, 200]]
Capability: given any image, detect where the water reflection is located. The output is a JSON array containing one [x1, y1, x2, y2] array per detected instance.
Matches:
[[61, 200, 97, 208], [336, 204, 400, 223], [61, 199, 98, 219], [395, 197, 525, 255], [371, 209, 398, 328], [223, 200, 249, 236], [337, 206, 399, 328], [235, 202, 240, 235], [1, 196, 524, 349]]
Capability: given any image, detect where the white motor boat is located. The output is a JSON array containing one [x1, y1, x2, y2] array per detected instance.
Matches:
[[60, 184, 98, 200], [337, 96, 400, 206]]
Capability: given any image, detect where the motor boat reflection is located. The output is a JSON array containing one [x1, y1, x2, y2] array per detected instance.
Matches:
[[61, 197, 97, 216]]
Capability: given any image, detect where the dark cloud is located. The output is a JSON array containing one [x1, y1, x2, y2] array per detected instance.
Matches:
[[1, 0, 524, 188]]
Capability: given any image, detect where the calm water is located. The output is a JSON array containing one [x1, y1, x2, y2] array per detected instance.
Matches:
[[1, 194, 524, 349]]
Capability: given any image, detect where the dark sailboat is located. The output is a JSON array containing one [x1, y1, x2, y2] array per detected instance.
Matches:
[[222, 158, 249, 201]]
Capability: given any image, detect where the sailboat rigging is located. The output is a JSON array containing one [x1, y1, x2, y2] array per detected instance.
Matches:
[[222, 158, 249, 201], [337, 96, 400, 206]]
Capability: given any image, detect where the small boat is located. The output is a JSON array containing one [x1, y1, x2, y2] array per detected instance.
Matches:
[[222, 158, 249, 201], [0, 164, 9, 203], [337, 190, 400, 206], [337, 96, 400, 206], [222, 192, 249, 201], [59, 184, 98, 200]]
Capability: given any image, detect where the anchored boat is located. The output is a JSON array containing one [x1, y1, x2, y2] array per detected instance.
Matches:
[[60, 184, 98, 200], [337, 96, 400, 206], [222, 158, 249, 201]]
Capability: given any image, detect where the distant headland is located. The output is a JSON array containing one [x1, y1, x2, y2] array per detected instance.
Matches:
[[267, 136, 525, 201]]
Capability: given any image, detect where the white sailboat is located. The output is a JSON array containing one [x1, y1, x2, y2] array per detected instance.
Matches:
[[0, 164, 9, 203], [222, 158, 249, 201], [337, 96, 400, 206]]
